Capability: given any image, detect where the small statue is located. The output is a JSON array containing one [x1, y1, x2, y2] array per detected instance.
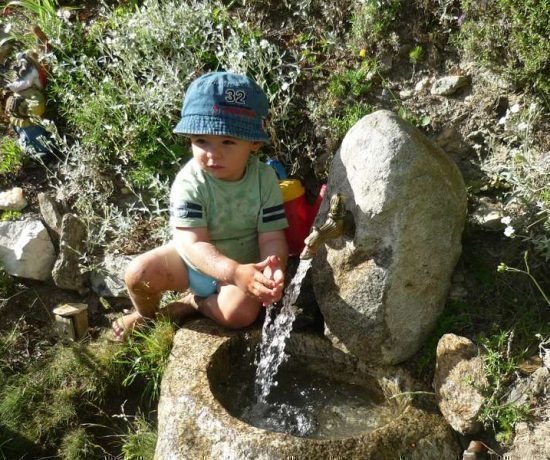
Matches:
[[3, 50, 58, 160]]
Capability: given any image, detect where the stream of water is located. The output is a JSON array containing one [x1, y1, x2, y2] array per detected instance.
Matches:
[[254, 258, 313, 403], [237, 258, 388, 438]]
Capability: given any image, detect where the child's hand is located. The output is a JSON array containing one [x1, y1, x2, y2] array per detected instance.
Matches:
[[261, 255, 285, 305], [234, 256, 284, 305]]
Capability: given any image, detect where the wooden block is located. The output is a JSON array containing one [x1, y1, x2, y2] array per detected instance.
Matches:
[[53, 303, 88, 340]]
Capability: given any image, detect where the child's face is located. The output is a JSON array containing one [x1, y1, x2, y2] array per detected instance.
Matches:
[[190, 135, 262, 181]]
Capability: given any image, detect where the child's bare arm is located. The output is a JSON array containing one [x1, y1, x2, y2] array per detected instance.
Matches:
[[173, 227, 278, 302], [259, 230, 288, 270], [258, 230, 288, 304]]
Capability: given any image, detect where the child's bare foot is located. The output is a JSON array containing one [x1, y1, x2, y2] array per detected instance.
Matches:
[[111, 311, 146, 342], [162, 293, 199, 323]]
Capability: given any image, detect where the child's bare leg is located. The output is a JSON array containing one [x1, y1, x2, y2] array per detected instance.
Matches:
[[188, 285, 261, 329], [161, 296, 198, 322], [112, 243, 190, 340]]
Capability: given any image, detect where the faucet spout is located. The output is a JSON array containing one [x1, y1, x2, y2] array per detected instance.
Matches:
[[300, 193, 346, 259]]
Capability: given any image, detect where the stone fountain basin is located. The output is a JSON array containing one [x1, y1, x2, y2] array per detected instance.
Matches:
[[155, 319, 459, 459]]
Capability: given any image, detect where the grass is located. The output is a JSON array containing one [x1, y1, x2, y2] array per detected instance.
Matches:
[[59, 427, 103, 460], [114, 318, 175, 404], [477, 330, 531, 444], [0, 320, 173, 458], [0, 339, 120, 453], [120, 413, 158, 460]]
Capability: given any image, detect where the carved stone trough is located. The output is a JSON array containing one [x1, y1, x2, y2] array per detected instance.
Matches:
[[155, 319, 459, 459]]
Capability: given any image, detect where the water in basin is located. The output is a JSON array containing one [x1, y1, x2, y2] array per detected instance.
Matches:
[[209, 334, 393, 439]]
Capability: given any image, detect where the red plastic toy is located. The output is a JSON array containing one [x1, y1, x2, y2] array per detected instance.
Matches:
[[280, 180, 326, 256]]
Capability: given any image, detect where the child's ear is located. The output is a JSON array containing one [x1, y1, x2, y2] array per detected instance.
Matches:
[[251, 141, 263, 152]]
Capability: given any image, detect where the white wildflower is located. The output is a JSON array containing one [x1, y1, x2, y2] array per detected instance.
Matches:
[[260, 39, 270, 49], [516, 122, 528, 131], [501, 216, 512, 225], [504, 226, 515, 237]]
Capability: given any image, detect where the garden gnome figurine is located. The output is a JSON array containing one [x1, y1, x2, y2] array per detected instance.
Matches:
[[4, 50, 58, 160]]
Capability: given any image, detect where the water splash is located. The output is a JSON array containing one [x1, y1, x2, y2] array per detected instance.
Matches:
[[254, 258, 313, 403]]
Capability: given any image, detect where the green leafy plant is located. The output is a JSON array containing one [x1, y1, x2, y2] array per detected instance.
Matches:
[[409, 44, 423, 65], [478, 330, 530, 444], [0, 210, 22, 221], [479, 102, 549, 261], [328, 60, 377, 99], [0, 137, 24, 176], [4, 0, 58, 23], [457, 0, 550, 99], [329, 102, 373, 140], [350, 0, 402, 53], [397, 106, 430, 128], [409, 44, 423, 76]]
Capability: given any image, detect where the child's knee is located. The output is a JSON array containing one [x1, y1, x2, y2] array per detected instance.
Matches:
[[125, 256, 155, 293], [224, 303, 261, 329]]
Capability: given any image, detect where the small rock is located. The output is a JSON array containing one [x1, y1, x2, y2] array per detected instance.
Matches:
[[0, 187, 28, 211], [434, 126, 469, 157], [52, 214, 89, 294], [462, 440, 488, 460], [379, 52, 393, 72], [471, 198, 505, 230], [431, 75, 470, 96], [505, 377, 550, 460], [448, 283, 468, 301], [508, 367, 548, 406], [0, 219, 56, 280], [434, 334, 487, 434], [415, 77, 430, 92], [90, 253, 134, 298], [38, 192, 64, 234], [399, 89, 414, 99]]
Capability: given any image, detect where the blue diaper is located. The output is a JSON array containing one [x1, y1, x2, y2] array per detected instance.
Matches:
[[186, 263, 218, 297]]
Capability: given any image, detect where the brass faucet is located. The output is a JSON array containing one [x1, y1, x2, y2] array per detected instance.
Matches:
[[300, 193, 346, 259]]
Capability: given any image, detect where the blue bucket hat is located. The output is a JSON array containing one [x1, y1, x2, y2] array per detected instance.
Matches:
[[174, 72, 270, 143]]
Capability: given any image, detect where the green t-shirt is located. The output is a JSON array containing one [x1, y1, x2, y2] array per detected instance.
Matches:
[[169, 156, 288, 264]]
